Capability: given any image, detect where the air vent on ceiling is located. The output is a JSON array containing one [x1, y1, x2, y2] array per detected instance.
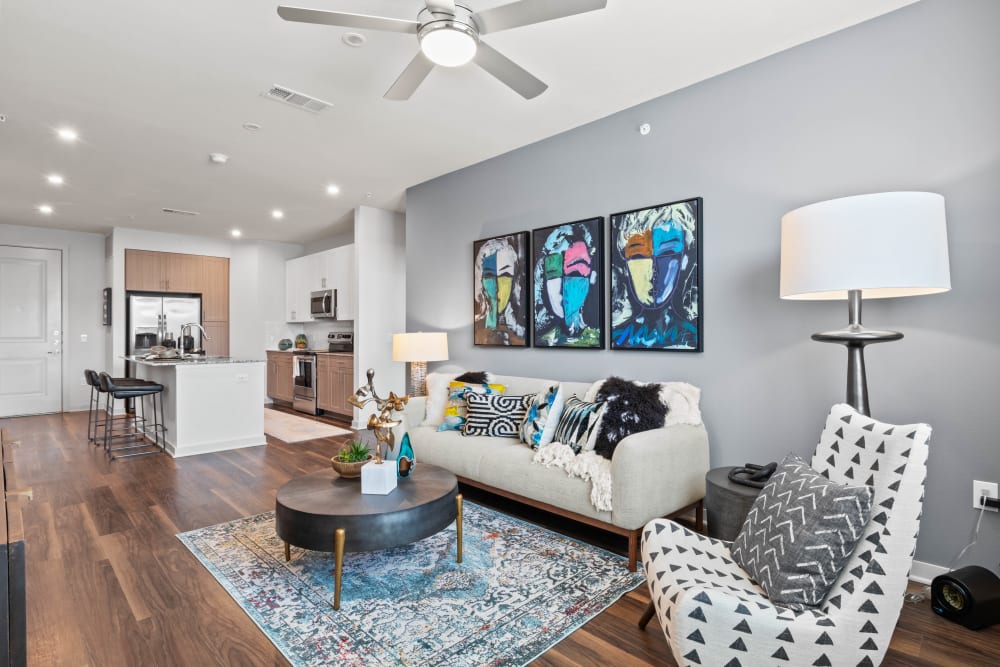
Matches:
[[161, 207, 200, 216], [263, 85, 333, 113]]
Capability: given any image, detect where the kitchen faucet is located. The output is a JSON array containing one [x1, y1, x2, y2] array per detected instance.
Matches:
[[179, 322, 211, 358]]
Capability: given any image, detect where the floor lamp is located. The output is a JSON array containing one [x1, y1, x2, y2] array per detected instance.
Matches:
[[780, 192, 951, 416], [392, 332, 449, 396]]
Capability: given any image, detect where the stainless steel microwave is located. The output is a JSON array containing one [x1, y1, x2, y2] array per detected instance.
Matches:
[[310, 289, 337, 318]]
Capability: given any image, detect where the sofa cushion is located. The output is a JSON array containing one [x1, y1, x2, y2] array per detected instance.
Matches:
[[731, 453, 874, 610], [551, 396, 605, 454], [463, 393, 532, 437], [518, 384, 567, 449], [438, 380, 506, 432]]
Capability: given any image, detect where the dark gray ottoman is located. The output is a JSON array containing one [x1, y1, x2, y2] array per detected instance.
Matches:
[[705, 467, 763, 541]]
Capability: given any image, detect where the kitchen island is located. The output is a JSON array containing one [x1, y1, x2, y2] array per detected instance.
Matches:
[[125, 356, 266, 457]]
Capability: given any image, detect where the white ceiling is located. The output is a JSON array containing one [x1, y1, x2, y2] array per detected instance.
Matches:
[[0, 0, 917, 244]]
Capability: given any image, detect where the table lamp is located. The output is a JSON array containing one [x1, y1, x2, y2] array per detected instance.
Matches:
[[780, 192, 951, 415], [392, 332, 449, 396]]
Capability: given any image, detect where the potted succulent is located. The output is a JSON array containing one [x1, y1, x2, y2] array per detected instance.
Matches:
[[330, 440, 372, 478]]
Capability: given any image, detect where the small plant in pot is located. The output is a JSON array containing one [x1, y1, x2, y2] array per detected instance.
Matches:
[[331, 440, 372, 478]]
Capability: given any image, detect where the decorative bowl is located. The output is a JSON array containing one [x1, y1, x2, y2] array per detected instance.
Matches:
[[278, 338, 292, 351], [331, 454, 372, 478]]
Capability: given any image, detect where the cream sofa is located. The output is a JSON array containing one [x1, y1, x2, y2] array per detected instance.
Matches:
[[399, 373, 710, 571]]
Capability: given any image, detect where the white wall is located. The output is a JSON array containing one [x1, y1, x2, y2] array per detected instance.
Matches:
[[353, 206, 406, 427], [0, 223, 108, 411]]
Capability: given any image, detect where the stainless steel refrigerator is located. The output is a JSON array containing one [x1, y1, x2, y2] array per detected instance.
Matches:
[[127, 293, 202, 356]]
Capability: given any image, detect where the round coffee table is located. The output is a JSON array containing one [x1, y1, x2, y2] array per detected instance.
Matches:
[[275, 463, 462, 609]]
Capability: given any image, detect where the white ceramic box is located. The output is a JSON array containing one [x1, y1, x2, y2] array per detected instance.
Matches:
[[361, 460, 397, 495]]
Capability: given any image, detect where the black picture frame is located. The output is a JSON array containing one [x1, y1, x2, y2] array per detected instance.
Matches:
[[472, 231, 530, 347], [530, 217, 605, 349], [609, 197, 703, 352]]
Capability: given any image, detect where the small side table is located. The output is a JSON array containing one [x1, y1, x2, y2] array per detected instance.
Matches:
[[705, 467, 764, 541]]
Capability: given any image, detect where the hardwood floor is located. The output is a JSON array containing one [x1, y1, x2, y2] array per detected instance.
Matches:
[[3, 411, 999, 666]]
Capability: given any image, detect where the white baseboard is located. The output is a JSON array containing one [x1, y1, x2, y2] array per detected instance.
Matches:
[[910, 559, 948, 585]]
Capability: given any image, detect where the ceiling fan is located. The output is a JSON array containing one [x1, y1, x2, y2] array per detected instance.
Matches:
[[277, 0, 607, 100]]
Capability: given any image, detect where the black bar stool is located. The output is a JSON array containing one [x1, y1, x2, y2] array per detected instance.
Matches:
[[84, 370, 150, 445], [97, 372, 165, 459]]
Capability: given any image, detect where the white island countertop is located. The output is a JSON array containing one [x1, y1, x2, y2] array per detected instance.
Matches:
[[126, 355, 265, 366], [125, 356, 266, 457]]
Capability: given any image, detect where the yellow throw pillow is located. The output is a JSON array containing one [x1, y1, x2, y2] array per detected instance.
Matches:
[[437, 381, 506, 432]]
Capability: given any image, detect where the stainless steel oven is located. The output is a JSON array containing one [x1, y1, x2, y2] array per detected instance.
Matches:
[[292, 351, 319, 415]]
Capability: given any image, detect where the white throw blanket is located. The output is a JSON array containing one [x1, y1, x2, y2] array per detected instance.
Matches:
[[532, 382, 703, 512]]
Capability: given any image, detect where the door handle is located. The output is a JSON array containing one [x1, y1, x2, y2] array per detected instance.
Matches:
[[47, 351, 61, 356]]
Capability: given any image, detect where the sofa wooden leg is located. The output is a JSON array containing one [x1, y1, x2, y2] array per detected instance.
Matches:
[[627, 529, 639, 572], [695, 498, 704, 533]]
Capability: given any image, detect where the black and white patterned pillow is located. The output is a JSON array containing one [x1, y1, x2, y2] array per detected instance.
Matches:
[[462, 393, 532, 437], [731, 453, 874, 610], [551, 396, 604, 454]]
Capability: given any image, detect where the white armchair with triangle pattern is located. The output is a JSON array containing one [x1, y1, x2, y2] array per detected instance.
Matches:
[[640, 404, 931, 667]]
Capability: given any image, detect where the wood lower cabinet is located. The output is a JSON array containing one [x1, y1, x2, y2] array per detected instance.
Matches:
[[317, 354, 354, 417], [202, 321, 229, 357], [267, 352, 295, 403]]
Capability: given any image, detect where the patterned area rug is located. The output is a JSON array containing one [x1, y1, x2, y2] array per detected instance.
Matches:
[[178, 503, 642, 666], [264, 408, 352, 443]]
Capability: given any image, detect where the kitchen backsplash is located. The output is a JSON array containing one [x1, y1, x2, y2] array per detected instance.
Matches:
[[264, 319, 354, 350]]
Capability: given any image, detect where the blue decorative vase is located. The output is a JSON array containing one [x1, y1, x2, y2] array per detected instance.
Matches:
[[397, 433, 415, 478]]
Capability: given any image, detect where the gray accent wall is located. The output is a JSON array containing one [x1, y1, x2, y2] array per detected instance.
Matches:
[[405, 0, 1000, 571]]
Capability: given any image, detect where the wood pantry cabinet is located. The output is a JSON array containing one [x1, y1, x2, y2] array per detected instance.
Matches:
[[317, 354, 354, 417], [201, 256, 229, 322], [266, 352, 295, 403]]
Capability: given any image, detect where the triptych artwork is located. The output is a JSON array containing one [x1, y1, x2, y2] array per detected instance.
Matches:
[[473, 196, 702, 352]]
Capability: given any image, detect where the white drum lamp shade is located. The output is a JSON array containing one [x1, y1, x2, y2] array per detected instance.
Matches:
[[778, 191, 950, 416], [780, 192, 951, 300], [392, 332, 449, 396]]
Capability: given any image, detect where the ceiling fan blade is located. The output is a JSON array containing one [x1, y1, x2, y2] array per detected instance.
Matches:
[[471, 0, 606, 35], [474, 42, 547, 99], [277, 6, 419, 34], [424, 0, 457, 15], [384, 52, 436, 100]]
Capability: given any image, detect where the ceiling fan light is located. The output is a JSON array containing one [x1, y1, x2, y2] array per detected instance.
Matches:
[[420, 26, 477, 67]]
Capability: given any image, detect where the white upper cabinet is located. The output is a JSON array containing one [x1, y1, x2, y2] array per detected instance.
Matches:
[[284, 244, 357, 323], [285, 256, 312, 322]]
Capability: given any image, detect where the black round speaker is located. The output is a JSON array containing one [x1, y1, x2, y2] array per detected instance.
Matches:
[[931, 565, 1000, 630]]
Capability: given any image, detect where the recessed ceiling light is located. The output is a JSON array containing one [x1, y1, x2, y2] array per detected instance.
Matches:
[[46, 173, 65, 186], [37, 204, 54, 215], [326, 184, 341, 196], [271, 209, 285, 220], [365, 192, 374, 199], [231, 229, 242, 238], [56, 127, 78, 142], [342, 32, 366, 48], [208, 152, 229, 164], [242, 122, 261, 131]]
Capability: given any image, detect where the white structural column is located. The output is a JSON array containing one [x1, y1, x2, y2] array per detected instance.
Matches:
[[131, 358, 266, 457]]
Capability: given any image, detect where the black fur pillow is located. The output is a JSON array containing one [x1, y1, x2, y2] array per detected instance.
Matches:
[[454, 370, 490, 384], [592, 377, 669, 459]]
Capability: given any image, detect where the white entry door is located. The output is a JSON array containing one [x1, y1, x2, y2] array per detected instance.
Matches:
[[0, 246, 63, 416]]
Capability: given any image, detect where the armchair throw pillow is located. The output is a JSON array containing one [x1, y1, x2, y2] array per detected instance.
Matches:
[[731, 453, 874, 610]]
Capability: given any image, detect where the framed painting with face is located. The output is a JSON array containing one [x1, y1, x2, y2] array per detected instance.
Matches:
[[473, 231, 530, 347], [531, 217, 604, 349], [610, 197, 703, 351]]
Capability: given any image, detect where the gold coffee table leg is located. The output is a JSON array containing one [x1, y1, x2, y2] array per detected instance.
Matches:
[[456, 493, 463, 564], [284, 541, 290, 562], [333, 528, 345, 610]]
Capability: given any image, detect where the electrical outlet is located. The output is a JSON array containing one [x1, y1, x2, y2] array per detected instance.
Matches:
[[235, 373, 249, 383], [973, 480, 998, 512]]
